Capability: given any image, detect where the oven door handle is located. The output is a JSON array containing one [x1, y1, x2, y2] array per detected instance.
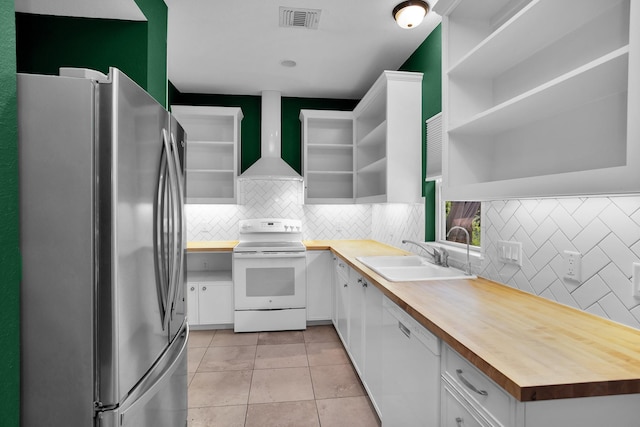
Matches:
[[233, 251, 307, 259]]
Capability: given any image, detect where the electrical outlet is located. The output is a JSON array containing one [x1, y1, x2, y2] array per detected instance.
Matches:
[[633, 262, 640, 298], [564, 251, 582, 282]]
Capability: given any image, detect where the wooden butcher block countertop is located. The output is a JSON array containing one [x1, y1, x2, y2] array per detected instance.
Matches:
[[305, 240, 640, 402], [189, 239, 640, 402]]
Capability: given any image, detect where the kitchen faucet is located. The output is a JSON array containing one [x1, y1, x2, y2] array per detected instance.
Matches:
[[402, 240, 449, 267], [447, 226, 472, 275]]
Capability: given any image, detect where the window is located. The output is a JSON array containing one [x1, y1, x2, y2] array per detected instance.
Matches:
[[435, 179, 481, 248], [445, 201, 481, 246]]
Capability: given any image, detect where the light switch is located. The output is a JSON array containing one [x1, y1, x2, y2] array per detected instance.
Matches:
[[497, 240, 522, 266]]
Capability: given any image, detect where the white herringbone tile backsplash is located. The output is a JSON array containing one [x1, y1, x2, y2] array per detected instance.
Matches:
[[371, 203, 425, 249], [186, 179, 420, 244], [481, 196, 640, 329]]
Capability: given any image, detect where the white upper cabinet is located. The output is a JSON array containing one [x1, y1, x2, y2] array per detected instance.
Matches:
[[435, 0, 640, 200], [301, 71, 423, 204], [171, 106, 243, 204], [354, 71, 423, 203], [300, 110, 355, 204]]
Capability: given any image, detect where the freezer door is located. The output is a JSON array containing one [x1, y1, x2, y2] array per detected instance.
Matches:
[[97, 325, 188, 427], [97, 68, 174, 406]]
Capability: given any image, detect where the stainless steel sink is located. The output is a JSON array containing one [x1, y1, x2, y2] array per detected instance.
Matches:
[[356, 255, 475, 282]]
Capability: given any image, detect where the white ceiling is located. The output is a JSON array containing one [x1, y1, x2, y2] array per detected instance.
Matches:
[[14, 0, 441, 100], [166, 0, 441, 99]]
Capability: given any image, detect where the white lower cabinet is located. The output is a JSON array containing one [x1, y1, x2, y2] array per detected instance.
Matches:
[[332, 255, 439, 426], [306, 251, 333, 321], [186, 252, 233, 327], [363, 278, 384, 415], [333, 256, 350, 344], [348, 268, 365, 372]]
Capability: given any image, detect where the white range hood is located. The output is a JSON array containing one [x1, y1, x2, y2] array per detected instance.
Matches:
[[239, 91, 302, 181]]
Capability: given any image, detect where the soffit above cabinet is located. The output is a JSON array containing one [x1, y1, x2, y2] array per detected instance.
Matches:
[[15, 0, 146, 21]]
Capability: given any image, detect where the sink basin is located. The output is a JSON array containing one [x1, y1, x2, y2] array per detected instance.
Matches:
[[356, 255, 429, 268], [356, 255, 475, 282]]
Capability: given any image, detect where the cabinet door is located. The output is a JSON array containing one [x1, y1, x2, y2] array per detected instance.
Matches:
[[364, 282, 383, 411], [198, 282, 233, 325], [306, 251, 333, 321], [187, 282, 200, 325], [348, 269, 365, 374], [334, 267, 350, 345]]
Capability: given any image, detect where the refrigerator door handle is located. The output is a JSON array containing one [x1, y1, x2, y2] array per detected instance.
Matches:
[[154, 137, 170, 329], [162, 129, 180, 331], [169, 132, 185, 318]]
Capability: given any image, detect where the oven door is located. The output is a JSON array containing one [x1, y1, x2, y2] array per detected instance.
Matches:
[[233, 251, 307, 310]]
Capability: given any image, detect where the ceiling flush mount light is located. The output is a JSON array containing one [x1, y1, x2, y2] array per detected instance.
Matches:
[[393, 0, 430, 29]]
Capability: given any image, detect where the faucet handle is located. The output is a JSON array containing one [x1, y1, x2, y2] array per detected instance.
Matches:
[[436, 247, 448, 267]]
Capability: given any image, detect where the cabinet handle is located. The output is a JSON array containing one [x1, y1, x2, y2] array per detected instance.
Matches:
[[339, 263, 345, 268], [357, 278, 363, 283], [343, 283, 348, 288], [190, 286, 195, 291], [202, 286, 207, 291], [456, 417, 464, 427], [456, 369, 488, 396], [398, 321, 410, 338]]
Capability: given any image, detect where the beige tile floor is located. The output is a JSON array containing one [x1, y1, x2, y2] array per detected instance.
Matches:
[[187, 324, 381, 427]]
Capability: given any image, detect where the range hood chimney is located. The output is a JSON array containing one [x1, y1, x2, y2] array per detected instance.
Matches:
[[239, 90, 302, 180]]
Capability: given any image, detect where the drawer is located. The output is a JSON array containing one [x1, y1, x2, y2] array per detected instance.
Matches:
[[443, 345, 513, 426], [334, 257, 349, 282], [442, 380, 492, 427]]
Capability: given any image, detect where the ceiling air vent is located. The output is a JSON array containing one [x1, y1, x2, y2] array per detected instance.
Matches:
[[279, 7, 321, 29]]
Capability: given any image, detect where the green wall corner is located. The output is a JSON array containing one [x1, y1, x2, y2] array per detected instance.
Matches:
[[399, 24, 442, 241], [1, 1, 21, 425]]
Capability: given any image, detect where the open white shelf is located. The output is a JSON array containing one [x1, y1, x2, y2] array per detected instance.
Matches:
[[300, 72, 422, 205], [435, 0, 639, 200], [448, 0, 622, 78], [450, 48, 629, 136], [300, 110, 355, 204], [172, 105, 242, 204]]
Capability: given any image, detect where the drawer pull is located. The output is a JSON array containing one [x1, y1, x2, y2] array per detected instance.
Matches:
[[398, 321, 411, 338], [456, 369, 488, 396], [456, 417, 464, 427]]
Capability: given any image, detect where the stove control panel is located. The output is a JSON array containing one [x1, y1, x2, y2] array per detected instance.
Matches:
[[239, 218, 302, 233]]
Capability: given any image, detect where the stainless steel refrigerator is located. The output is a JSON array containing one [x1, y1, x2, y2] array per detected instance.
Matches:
[[18, 67, 188, 427]]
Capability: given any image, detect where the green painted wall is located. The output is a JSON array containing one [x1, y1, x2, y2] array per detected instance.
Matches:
[[15, 0, 168, 107], [16, 13, 148, 96], [135, 0, 168, 105], [399, 24, 442, 241], [1, 1, 20, 425], [170, 88, 358, 173]]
